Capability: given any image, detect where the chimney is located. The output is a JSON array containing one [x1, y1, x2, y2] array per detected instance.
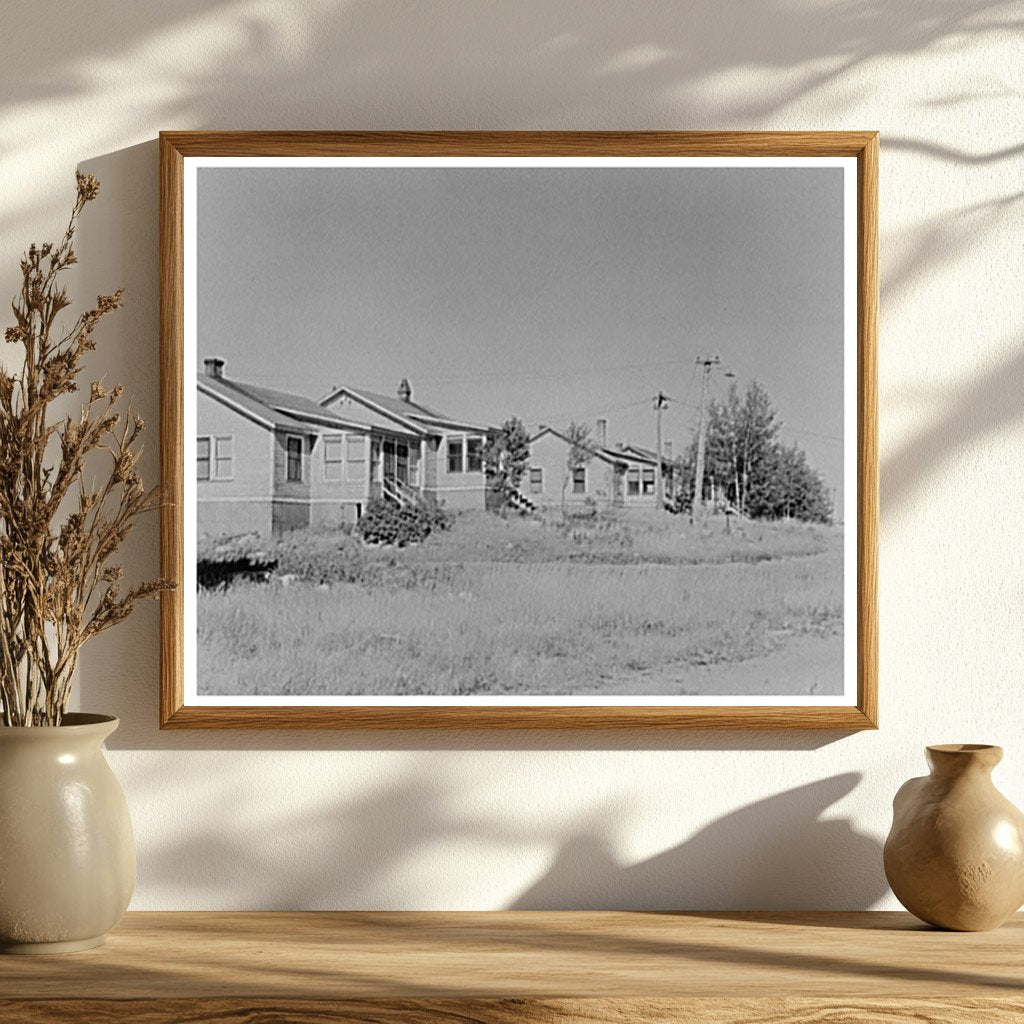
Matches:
[[203, 357, 225, 379], [596, 418, 607, 448], [398, 377, 412, 403]]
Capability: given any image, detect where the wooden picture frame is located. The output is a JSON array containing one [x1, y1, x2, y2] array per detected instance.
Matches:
[[160, 131, 877, 730]]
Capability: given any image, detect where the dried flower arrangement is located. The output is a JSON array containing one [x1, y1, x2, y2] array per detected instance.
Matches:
[[0, 174, 172, 726]]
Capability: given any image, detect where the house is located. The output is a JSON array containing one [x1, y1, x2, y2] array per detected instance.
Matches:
[[610, 441, 683, 508], [524, 418, 682, 511], [197, 358, 491, 537]]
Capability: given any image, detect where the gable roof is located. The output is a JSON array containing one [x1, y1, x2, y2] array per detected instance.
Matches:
[[318, 385, 433, 436], [198, 376, 316, 433], [529, 426, 624, 467], [609, 443, 678, 468], [224, 378, 372, 431], [348, 387, 445, 421], [199, 375, 368, 434], [319, 384, 492, 435]]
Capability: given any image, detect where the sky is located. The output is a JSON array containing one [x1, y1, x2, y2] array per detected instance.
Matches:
[[197, 163, 847, 501]]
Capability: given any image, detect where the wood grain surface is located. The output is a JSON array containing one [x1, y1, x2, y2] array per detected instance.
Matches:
[[159, 130, 879, 731], [3, 997, 1023, 1024], [1, 911, 1021, 992]]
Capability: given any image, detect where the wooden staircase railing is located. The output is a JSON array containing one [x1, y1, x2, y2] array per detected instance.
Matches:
[[505, 488, 538, 515], [382, 476, 425, 508]]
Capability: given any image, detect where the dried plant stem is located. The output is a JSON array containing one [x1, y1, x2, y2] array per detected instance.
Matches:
[[0, 174, 173, 726]]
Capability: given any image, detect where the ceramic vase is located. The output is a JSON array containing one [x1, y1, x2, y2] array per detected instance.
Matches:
[[0, 713, 135, 953], [884, 744, 1024, 931]]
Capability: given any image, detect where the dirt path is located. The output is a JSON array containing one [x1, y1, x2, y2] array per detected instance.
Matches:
[[588, 633, 845, 697]]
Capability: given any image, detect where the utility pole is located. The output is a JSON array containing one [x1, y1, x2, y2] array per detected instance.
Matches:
[[654, 391, 668, 510], [691, 355, 721, 523]]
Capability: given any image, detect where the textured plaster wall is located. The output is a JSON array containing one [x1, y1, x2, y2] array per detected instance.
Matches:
[[1, 1, 1022, 910]]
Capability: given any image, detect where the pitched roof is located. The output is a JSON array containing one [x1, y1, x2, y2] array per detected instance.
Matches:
[[602, 444, 675, 468], [346, 387, 445, 421], [529, 426, 624, 467], [319, 382, 492, 433], [199, 375, 368, 433], [224, 379, 371, 431], [198, 376, 315, 433]]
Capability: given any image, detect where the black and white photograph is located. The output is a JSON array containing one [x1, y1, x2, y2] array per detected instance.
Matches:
[[175, 145, 867, 716]]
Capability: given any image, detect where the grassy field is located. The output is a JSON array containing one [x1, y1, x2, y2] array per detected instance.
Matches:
[[198, 510, 844, 697]]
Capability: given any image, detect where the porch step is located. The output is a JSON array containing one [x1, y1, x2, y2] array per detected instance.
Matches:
[[381, 476, 425, 508], [506, 488, 538, 515]]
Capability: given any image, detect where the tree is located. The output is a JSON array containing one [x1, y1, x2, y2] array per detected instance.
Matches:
[[562, 421, 593, 513], [736, 381, 781, 518], [686, 380, 779, 514], [771, 443, 832, 523], [682, 380, 831, 524], [482, 417, 530, 509]]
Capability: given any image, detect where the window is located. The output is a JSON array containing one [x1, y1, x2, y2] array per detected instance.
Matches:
[[447, 438, 464, 474], [467, 437, 483, 473], [214, 436, 233, 479], [642, 467, 656, 495], [198, 435, 232, 481], [324, 435, 344, 481], [346, 434, 366, 481], [529, 466, 543, 494], [286, 436, 303, 482], [197, 437, 210, 481], [626, 467, 640, 496], [572, 467, 587, 494]]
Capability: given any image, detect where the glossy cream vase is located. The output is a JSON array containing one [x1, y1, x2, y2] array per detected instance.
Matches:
[[884, 744, 1024, 931], [0, 714, 135, 953]]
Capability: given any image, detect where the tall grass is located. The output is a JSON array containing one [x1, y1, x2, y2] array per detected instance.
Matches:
[[198, 513, 843, 696]]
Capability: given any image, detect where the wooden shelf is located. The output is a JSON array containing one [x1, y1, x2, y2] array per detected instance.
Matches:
[[0, 911, 1021, 1022]]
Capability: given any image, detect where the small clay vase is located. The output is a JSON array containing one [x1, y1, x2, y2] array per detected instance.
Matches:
[[884, 744, 1024, 931], [0, 714, 135, 953]]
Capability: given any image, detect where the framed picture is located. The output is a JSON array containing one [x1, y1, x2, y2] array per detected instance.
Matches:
[[160, 131, 877, 729]]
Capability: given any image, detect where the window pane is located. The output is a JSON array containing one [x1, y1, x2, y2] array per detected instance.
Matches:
[[324, 435, 344, 481], [346, 435, 366, 480], [529, 467, 543, 494], [572, 467, 586, 494], [642, 467, 655, 494], [467, 437, 483, 472], [626, 467, 639, 495], [287, 437, 302, 482], [197, 437, 210, 481], [346, 435, 364, 459], [447, 439, 464, 474], [213, 435, 233, 479]]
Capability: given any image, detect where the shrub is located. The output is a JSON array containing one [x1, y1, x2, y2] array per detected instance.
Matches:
[[355, 500, 451, 547], [272, 531, 366, 584], [197, 534, 277, 589]]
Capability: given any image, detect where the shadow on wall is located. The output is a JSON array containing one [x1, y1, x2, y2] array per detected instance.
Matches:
[[882, 335, 1024, 514], [1, 0, 1020, 246], [512, 773, 886, 910], [3, 0, 1018, 125], [129, 756, 886, 909]]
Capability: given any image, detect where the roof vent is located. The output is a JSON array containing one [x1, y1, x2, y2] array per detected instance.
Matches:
[[397, 377, 412, 403], [203, 357, 225, 379]]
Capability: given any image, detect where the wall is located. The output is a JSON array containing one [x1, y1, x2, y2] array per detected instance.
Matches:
[[197, 387, 273, 537], [1, 0, 1021, 910]]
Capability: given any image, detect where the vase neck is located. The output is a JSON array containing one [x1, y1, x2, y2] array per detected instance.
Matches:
[[926, 743, 1002, 779]]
